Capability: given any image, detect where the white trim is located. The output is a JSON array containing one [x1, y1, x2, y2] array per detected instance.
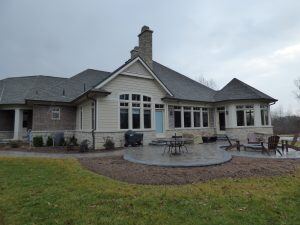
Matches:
[[95, 57, 173, 96]]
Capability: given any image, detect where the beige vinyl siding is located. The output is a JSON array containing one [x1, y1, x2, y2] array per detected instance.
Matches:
[[123, 61, 152, 78], [77, 100, 92, 130], [98, 74, 166, 131]]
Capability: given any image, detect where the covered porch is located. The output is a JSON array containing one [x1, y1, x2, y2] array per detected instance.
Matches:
[[0, 108, 32, 141]]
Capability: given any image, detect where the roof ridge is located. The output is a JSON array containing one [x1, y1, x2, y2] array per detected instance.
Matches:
[[153, 61, 216, 92], [231, 78, 273, 98], [1, 75, 67, 80]]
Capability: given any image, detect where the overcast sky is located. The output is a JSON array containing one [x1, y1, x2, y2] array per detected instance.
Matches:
[[1, 0, 299, 114]]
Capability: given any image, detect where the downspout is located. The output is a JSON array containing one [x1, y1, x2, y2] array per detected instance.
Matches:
[[87, 93, 97, 150]]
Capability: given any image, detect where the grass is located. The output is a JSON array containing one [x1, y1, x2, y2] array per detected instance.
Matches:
[[0, 158, 299, 225]]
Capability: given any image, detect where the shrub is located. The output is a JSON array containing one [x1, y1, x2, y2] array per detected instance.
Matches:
[[33, 136, 44, 147], [58, 137, 66, 146], [103, 138, 115, 150], [46, 136, 53, 147], [68, 135, 78, 146], [9, 141, 20, 148]]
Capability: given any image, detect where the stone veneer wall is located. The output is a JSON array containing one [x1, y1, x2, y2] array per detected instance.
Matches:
[[225, 127, 274, 142], [32, 105, 76, 131], [165, 128, 216, 137]]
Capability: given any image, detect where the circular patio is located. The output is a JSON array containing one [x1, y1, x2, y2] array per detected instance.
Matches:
[[230, 148, 300, 159], [123, 143, 232, 167]]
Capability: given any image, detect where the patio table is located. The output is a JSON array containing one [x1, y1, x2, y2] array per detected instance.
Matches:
[[161, 138, 192, 155]]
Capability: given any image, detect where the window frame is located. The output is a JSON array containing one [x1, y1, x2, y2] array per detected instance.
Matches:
[[260, 104, 269, 126], [183, 106, 192, 128], [51, 107, 60, 120], [119, 93, 154, 130], [236, 105, 255, 127]]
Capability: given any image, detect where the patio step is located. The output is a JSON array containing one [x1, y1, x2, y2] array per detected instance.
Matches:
[[149, 139, 167, 146], [216, 135, 229, 141]]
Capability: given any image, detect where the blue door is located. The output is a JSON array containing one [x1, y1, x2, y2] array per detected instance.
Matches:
[[155, 111, 164, 133]]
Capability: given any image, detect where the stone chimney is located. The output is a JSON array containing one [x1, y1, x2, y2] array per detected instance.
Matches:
[[138, 25, 153, 68], [130, 46, 140, 59]]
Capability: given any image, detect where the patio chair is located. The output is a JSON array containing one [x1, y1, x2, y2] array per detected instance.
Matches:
[[220, 135, 241, 151], [287, 133, 300, 151], [261, 135, 282, 156]]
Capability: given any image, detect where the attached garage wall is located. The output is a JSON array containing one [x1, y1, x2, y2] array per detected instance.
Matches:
[[32, 105, 76, 131]]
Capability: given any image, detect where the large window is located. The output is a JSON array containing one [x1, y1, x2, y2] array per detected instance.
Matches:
[[119, 94, 153, 130], [246, 105, 254, 126], [174, 106, 182, 128], [202, 108, 208, 127], [132, 107, 140, 129], [172, 106, 209, 128], [184, 107, 191, 127], [120, 100, 129, 129], [193, 107, 201, 127], [261, 105, 269, 126], [144, 103, 151, 129], [236, 105, 254, 126], [236, 108, 244, 126]]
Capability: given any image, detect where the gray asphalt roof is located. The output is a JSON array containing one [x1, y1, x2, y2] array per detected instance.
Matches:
[[25, 69, 111, 102], [214, 78, 276, 102], [0, 61, 276, 105], [153, 61, 217, 102], [0, 76, 67, 104]]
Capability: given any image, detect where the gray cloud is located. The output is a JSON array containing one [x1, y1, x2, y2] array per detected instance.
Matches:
[[0, 0, 299, 113]]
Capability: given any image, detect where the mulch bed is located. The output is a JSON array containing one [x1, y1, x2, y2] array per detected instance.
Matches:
[[0, 146, 123, 154], [79, 156, 300, 185]]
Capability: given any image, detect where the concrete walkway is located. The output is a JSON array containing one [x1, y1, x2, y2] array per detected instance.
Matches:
[[0, 149, 124, 159]]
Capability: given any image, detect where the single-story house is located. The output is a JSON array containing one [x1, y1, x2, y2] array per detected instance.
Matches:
[[0, 26, 277, 148]]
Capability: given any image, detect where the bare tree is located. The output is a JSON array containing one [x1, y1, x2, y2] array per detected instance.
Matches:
[[295, 78, 300, 100], [197, 75, 218, 90]]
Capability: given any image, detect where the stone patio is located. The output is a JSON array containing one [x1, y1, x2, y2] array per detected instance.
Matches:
[[230, 148, 300, 159], [124, 143, 232, 167]]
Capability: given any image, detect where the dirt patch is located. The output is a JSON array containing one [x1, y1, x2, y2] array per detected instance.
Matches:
[[79, 156, 300, 185]]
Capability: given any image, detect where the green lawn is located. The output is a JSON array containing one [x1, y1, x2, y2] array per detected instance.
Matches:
[[0, 158, 299, 225]]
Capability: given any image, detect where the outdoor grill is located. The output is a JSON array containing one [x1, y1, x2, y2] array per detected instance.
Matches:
[[124, 130, 143, 147]]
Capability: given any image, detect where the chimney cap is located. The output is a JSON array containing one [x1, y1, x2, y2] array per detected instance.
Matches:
[[130, 46, 139, 52], [139, 25, 153, 36]]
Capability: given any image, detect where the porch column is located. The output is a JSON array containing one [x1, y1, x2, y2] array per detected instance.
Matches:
[[254, 104, 261, 127], [13, 108, 23, 140]]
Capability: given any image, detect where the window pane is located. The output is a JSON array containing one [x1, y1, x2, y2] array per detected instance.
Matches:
[[155, 104, 164, 109], [236, 110, 244, 126], [174, 111, 181, 128], [52, 108, 60, 120], [120, 94, 129, 100], [132, 94, 140, 101], [184, 111, 191, 127], [203, 112, 208, 127], [91, 107, 95, 129], [246, 109, 254, 126], [143, 96, 151, 102], [265, 111, 269, 125], [120, 108, 128, 129], [132, 108, 140, 129], [261, 109, 269, 125], [194, 111, 201, 127], [144, 109, 151, 129]]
